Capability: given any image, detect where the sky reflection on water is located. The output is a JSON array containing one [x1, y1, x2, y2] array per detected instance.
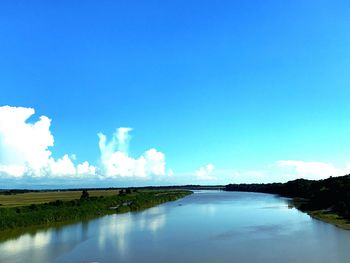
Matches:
[[1, 191, 350, 263]]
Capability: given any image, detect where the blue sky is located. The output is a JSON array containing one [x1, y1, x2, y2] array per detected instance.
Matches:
[[1, 0, 350, 188]]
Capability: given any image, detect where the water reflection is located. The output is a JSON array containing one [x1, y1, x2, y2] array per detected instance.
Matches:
[[97, 206, 167, 256], [2, 191, 350, 263], [0, 205, 168, 263], [139, 206, 166, 232], [0, 220, 96, 263], [202, 204, 217, 216], [97, 214, 130, 255], [0, 230, 52, 254]]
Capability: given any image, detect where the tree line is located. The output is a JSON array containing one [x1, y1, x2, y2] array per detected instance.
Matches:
[[225, 175, 350, 219]]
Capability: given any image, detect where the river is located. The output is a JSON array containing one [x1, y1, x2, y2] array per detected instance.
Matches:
[[1, 191, 350, 263]]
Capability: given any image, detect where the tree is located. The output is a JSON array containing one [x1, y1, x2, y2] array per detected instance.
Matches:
[[80, 190, 89, 200]]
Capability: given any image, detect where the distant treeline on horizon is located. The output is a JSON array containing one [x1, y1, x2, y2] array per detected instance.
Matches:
[[0, 185, 224, 194]]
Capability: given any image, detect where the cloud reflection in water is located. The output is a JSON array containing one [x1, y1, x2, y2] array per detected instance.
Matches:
[[97, 206, 167, 256]]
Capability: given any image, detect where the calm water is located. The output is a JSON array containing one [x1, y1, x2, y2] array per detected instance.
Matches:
[[2, 191, 350, 263]]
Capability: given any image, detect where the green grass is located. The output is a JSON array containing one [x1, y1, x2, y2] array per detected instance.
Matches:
[[0, 190, 120, 207], [308, 210, 350, 230], [289, 198, 350, 230], [0, 190, 192, 232]]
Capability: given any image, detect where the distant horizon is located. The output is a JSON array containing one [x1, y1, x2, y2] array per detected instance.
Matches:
[[1, 174, 348, 191], [1, 1, 350, 188]]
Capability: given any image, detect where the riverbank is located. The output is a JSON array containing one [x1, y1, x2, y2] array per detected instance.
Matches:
[[289, 197, 350, 230], [307, 210, 350, 230], [0, 190, 192, 233], [224, 176, 350, 230]]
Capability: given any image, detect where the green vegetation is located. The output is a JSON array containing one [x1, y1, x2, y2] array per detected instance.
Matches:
[[308, 210, 350, 230], [0, 189, 121, 207], [0, 190, 192, 232], [225, 176, 350, 229]]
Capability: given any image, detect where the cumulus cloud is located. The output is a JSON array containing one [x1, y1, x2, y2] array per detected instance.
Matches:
[[195, 163, 216, 180], [276, 160, 350, 180], [98, 128, 166, 178], [77, 161, 97, 175], [0, 106, 53, 175], [0, 106, 96, 178]]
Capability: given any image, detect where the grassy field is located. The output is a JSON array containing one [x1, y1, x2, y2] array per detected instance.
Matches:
[[0, 190, 192, 232], [0, 190, 120, 207]]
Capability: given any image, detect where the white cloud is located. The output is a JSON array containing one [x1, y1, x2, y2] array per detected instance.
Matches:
[[276, 160, 350, 180], [98, 128, 166, 178], [48, 154, 77, 177], [0, 106, 53, 175], [8, 106, 350, 186], [77, 161, 97, 175], [0, 106, 168, 183], [116, 127, 132, 153], [0, 106, 96, 178], [195, 163, 216, 180], [144, 149, 165, 176], [0, 164, 26, 178]]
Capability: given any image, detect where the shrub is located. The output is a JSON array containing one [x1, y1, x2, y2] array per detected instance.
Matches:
[[80, 190, 89, 200]]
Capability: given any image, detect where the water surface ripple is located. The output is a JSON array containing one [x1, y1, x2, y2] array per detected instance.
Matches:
[[1, 191, 350, 263]]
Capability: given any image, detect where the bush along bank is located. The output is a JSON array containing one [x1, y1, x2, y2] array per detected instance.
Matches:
[[0, 190, 192, 232]]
